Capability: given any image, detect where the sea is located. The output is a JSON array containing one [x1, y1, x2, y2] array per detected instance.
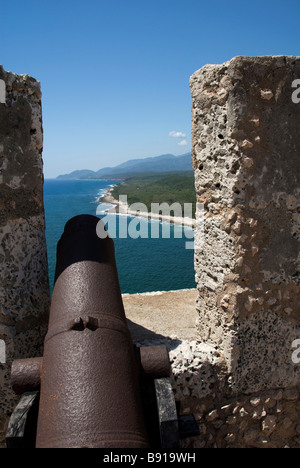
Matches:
[[44, 179, 196, 295]]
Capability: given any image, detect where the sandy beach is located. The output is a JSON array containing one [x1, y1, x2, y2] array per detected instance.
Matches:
[[98, 186, 196, 227], [97, 186, 198, 341]]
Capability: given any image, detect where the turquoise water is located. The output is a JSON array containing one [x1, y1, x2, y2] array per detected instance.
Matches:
[[44, 179, 196, 294]]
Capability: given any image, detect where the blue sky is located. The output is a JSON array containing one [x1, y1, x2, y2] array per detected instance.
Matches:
[[1, 0, 300, 178]]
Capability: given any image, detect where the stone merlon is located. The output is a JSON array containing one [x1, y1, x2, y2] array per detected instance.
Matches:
[[190, 56, 300, 394], [0, 66, 50, 446]]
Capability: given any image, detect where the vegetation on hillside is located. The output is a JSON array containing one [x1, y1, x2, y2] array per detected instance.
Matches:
[[111, 171, 196, 218]]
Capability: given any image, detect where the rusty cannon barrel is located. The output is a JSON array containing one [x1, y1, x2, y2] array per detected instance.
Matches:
[[35, 214, 149, 448]]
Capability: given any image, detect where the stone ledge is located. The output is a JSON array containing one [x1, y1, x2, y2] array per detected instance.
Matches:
[[123, 288, 198, 342]]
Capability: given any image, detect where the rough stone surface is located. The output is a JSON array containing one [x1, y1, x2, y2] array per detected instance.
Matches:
[[126, 56, 300, 448], [190, 56, 300, 394], [125, 289, 300, 447], [0, 66, 50, 447], [179, 385, 300, 448]]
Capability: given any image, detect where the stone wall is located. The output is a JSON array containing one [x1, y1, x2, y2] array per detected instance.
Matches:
[[0, 57, 299, 449], [0, 67, 50, 446], [184, 55, 300, 447]]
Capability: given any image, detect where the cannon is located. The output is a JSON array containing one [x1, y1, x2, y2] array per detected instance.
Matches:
[[6, 215, 199, 448]]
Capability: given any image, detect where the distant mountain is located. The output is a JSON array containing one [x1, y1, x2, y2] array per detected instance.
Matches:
[[56, 152, 192, 179]]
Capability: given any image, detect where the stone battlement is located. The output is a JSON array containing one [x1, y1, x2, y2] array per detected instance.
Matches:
[[0, 57, 299, 448], [0, 67, 50, 447]]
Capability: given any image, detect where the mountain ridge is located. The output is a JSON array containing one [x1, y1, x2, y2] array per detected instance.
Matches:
[[56, 152, 192, 179]]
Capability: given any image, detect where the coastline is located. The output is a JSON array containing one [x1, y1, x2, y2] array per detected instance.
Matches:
[[98, 186, 196, 228]]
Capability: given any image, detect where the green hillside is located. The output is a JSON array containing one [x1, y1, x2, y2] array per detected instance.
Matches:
[[111, 171, 196, 218]]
